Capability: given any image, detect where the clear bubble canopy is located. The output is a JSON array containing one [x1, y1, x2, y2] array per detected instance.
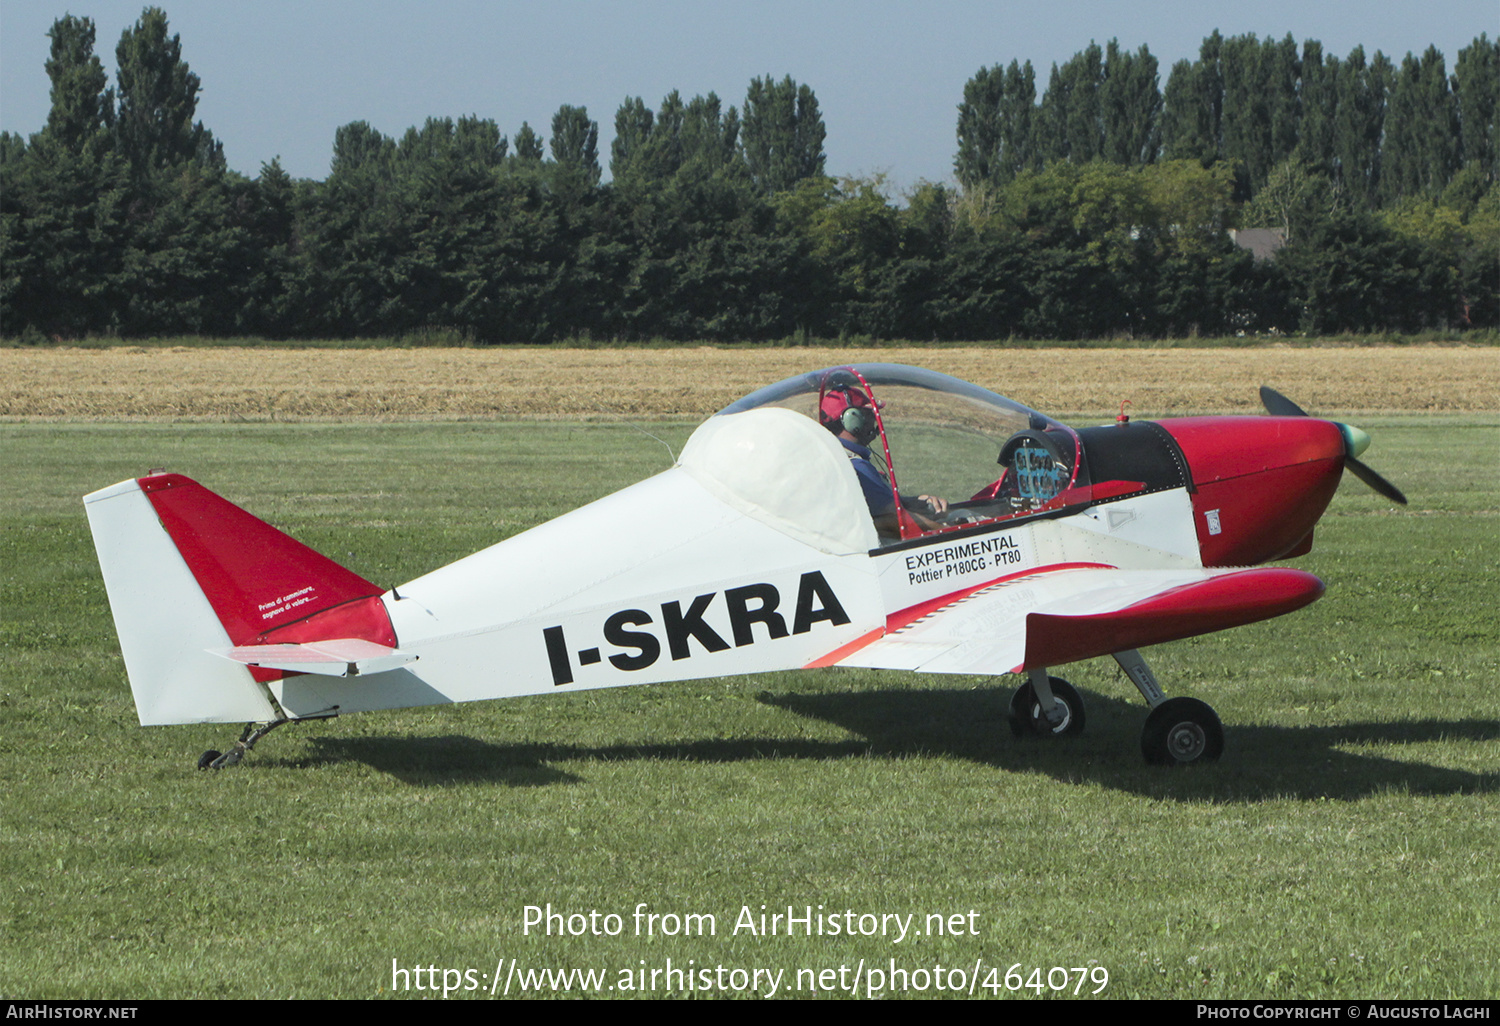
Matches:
[[703, 364, 1094, 547]]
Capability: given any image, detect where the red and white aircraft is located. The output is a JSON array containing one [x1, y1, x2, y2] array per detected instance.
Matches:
[[83, 364, 1406, 768]]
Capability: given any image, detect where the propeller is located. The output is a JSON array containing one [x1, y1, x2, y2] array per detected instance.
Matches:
[[1259, 386, 1408, 505]]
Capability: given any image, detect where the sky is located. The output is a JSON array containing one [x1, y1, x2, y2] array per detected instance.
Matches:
[[2, 0, 1494, 192]]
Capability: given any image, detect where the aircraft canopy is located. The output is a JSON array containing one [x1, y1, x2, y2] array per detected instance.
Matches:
[[717, 364, 1097, 546]]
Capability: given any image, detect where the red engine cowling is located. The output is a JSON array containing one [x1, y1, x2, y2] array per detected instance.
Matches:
[[1156, 416, 1346, 567]]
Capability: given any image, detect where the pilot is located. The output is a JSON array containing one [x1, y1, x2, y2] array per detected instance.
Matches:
[[819, 386, 948, 534]]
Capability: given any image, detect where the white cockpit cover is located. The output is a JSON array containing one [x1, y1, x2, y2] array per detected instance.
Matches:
[[678, 408, 879, 555]]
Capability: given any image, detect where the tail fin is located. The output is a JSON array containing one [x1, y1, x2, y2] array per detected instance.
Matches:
[[84, 473, 394, 725]]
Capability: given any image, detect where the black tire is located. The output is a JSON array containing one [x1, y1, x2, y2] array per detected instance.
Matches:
[[197, 749, 222, 770], [1141, 697, 1224, 766], [1008, 685, 1031, 737], [1009, 677, 1085, 737]]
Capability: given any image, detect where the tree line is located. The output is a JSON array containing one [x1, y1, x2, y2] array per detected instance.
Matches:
[[2, 8, 1496, 342], [958, 33, 1499, 202]]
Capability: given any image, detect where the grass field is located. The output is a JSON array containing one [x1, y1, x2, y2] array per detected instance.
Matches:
[[2, 400, 1496, 1000]]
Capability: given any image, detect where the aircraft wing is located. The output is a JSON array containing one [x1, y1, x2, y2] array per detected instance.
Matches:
[[818, 565, 1324, 675]]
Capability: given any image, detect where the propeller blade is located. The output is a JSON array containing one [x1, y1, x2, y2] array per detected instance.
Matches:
[[1259, 385, 1309, 418], [1258, 387, 1407, 505], [1346, 456, 1408, 505]]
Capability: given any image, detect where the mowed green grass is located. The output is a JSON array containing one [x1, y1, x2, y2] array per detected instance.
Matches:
[[1, 417, 1496, 1000]]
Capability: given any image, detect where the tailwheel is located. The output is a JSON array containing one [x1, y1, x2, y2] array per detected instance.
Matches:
[[1141, 697, 1223, 766], [191, 710, 336, 770], [197, 746, 243, 770], [1009, 676, 1085, 737]]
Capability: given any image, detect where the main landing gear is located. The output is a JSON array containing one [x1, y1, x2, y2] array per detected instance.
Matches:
[[1009, 650, 1224, 766], [1008, 668, 1085, 737]]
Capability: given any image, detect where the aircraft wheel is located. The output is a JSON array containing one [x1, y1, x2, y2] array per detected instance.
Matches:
[[1007, 686, 1030, 737], [197, 749, 221, 770], [1009, 677, 1085, 737], [1141, 698, 1223, 766]]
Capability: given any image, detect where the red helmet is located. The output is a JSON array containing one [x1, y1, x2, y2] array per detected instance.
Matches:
[[820, 385, 881, 445]]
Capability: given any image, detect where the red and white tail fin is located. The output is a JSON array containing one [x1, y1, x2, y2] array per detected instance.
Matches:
[[84, 473, 398, 725]]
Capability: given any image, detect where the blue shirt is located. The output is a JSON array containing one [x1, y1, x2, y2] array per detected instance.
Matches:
[[839, 437, 895, 516]]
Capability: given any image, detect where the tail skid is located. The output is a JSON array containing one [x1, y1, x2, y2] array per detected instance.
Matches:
[[84, 474, 401, 727]]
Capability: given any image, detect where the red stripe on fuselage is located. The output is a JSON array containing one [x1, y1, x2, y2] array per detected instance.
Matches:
[[804, 627, 886, 668], [803, 561, 1114, 668]]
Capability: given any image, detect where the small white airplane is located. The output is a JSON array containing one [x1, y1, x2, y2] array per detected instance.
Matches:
[[83, 364, 1406, 769]]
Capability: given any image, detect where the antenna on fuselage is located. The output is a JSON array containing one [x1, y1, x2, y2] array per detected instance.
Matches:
[[590, 403, 678, 466]]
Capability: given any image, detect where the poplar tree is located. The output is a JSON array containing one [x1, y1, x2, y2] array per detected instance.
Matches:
[[610, 96, 655, 180], [629, 91, 688, 181], [1219, 34, 1296, 192], [613, 90, 739, 185], [1031, 41, 1159, 167], [740, 75, 826, 194], [1381, 47, 1460, 202], [452, 116, 509, 167], [1296, 41, 1336, 170], [243, 158, 298, 337], [0, 133, 26, 166], [3, 14, 129, 337], [955, 60, 1036, 188], [330, 121, 394, 177], [1100, 41, 1161, 165], [41, 14, 114, 155], [1161, 57, 1216, 162], [1187, 30, 1225, 160], [955, 65, 1000, 188], [1331, 46, 1390, 207], [1038, 42, 1104, 162], [677, 92, 740, 180], [512, 122, 544, 164], [113, 6, 221, 173], [1453, 35, 1499, 178], [393, 116, 507, 169], [549, 104, 600, 184], [1264, 35, 1303, 181]]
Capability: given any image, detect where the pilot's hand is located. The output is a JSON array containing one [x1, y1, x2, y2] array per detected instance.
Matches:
[[918, 495, 948, 516]]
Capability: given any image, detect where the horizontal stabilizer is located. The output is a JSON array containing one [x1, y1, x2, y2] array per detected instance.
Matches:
[[215, 639, 417, 678]]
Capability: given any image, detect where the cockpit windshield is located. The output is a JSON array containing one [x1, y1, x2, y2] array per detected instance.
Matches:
[[718, 364, 1092, 545]]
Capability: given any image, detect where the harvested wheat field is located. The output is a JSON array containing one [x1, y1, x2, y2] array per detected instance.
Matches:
[[1, 345, 1496, 420]]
